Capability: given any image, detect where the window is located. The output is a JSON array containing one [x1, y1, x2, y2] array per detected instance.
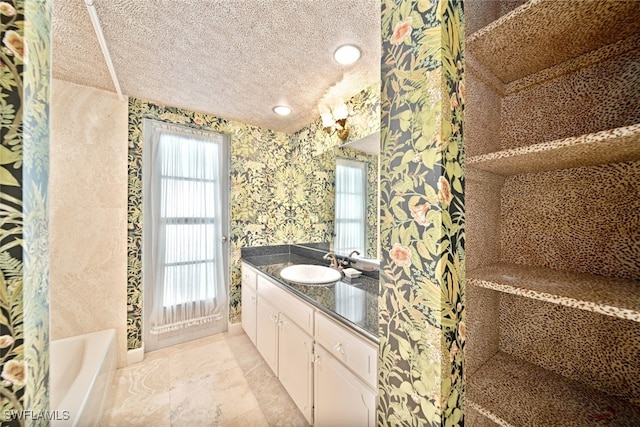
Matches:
[[334, 158, 367, 255], [143, 120, 228, 337], [159, 136, 218, 306]]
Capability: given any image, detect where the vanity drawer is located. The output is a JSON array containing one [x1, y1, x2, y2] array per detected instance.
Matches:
[[314, 311, 377, 389], [242, 263, 258, 291], [257, 276, 314, 335]]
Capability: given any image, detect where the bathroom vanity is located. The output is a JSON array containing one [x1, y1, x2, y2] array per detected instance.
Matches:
[[241, 246, 378, 426]]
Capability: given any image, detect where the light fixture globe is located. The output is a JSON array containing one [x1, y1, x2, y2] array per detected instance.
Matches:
[[321, 100, 351, 141], [272, 105, 292, 116], [334, 44, 361, 65]]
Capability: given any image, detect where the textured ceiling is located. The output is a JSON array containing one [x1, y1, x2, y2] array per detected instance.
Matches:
[[52, 0, 381, 133]]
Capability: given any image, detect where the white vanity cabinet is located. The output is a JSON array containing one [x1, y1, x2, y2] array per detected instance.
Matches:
[[278, 313, 314, 423], [256, 274, 314, 424], [240, 261, 378, 426], [313, 344, 377, 427], [255, 296, 279, 373], [241, 264, 258, 344], [314, 312, 378, 388], [313, 311, 378, 427]]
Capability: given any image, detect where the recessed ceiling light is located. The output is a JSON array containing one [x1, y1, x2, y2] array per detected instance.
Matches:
[[334, 44, 361, 65], [273, 105, 292, 116]]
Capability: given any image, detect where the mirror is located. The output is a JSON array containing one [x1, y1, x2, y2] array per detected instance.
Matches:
[[334, 157, 369, 256], [297, 132, 380, 262], [339, 131, 380, 156]]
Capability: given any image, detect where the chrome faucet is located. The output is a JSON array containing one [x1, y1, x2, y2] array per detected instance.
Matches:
[[323, 252, 339, 269]]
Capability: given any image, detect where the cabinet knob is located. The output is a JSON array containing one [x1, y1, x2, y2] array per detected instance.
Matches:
[[312, 355, 321, 364], [270, 314, 277, 322], [334, 342, 345, 355]]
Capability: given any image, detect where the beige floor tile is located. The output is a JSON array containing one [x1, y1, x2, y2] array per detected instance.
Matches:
[[169, 377, 223, 426], [227, 334, 309, 427], [169, 340, 238, 385], [170, 331, 227, 352], [226, 334, 263, 367], [170, 376, 260, 426], [102, 391, 171, 427], [222, 407, 270, 427], [208, 365, 250, 391], [103, 332, 307, 427], [115, 356, 170, 394]]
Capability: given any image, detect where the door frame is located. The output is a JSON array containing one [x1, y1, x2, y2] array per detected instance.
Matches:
[[141, 119, 230, 352]]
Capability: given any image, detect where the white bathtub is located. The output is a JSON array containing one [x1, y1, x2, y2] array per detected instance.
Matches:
[[50, 329, 117, 426]]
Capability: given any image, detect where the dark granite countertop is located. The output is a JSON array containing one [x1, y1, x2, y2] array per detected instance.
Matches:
[[242, 253, 379, 344]]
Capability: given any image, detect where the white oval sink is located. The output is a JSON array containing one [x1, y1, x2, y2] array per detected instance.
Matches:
[[280, 264, 341, 285]]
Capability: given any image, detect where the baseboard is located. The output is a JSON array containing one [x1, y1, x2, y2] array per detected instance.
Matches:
[[127, 343, 145, 365], [227, 322, 243, 336]]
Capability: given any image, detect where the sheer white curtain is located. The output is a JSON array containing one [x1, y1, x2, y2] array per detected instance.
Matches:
[[143, 120, 227, 335], [334, 158, 367, 255]]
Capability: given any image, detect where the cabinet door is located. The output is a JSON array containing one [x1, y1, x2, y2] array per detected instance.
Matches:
[[278, 314, 313, 424], [315, 312, 378, 388], [241, 285, 257, 345], [241, 263, 258, 290], [256, 297, 279, 375], [258, 276, 314, 335], [314, 344, 377, 427]]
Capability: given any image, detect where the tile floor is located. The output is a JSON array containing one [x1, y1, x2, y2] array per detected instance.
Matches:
[[102, 332, 310, 426]]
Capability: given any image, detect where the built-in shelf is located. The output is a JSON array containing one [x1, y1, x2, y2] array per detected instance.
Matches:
[[468, 263, 640, 323], [465, 0, 640, 424], [467, 124, 640, 176], [467, 352, 640, 427], [467, 0, 640, 84]]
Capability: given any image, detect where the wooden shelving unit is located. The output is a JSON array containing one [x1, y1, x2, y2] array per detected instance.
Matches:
[[468, 263, 640, 323], [467, 124, 640, 176], [466, 0, 640, 84], [467, 352, 640, 427], [464, 0, 640, 425]]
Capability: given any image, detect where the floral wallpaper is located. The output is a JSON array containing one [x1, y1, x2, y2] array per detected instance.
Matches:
[[379, 0, 465, 425], [128, 99, 290, 349], [0, 0, 51, 423], [342, 83, 382, 143], [292, 83, 380, 259], [0, 2, 466, 423], [127, 84, 381, 350]]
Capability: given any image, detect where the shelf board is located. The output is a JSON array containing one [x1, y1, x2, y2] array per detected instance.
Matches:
[[468, 352, 640, 427], [466, 0, 640, 84], [468, 263, 640, 323], [467, 124, 640, 176]]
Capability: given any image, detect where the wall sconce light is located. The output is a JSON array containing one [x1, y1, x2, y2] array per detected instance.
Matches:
[[321, 102, 350, 141]]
